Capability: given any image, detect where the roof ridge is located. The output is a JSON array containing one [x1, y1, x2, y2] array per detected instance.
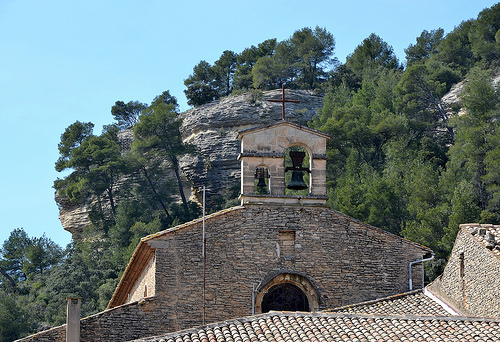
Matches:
[[325, 289, 424, 312]]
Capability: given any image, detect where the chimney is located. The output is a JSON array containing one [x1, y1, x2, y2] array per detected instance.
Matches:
[[66, 297, 81, 342]]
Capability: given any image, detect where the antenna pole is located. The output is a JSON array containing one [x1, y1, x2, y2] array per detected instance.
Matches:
[[202, 186, 206, 325]]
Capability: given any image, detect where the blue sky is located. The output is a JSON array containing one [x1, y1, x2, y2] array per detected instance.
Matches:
[[0, 0, 498, 248]]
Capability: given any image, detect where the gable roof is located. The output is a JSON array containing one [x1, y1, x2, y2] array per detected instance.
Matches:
[[107, 207, 244, 308], [129, 311, 500, 342], [237, 121, 331, 140]]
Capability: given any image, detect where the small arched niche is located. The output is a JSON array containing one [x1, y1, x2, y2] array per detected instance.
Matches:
[[255, 273, 319, 313], [284, 145, 311, 196]]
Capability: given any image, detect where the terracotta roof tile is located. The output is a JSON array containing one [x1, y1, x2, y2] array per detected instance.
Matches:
[[131, 312, 500, 342], [326, 290, 451, 317], [464, 224, 500, 257]]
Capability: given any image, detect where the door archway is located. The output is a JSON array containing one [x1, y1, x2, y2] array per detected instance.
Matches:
[[261, 283, 309, 313], [255, 273, 319, 313]]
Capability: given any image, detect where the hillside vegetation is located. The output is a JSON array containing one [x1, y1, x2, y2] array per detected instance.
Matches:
[[1, 4, 500, 340]]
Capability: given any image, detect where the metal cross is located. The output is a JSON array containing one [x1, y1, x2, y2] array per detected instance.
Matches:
[[267, 84, 300, 120]]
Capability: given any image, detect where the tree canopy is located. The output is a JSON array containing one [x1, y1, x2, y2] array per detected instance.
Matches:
[[185, 26, 335, 106]]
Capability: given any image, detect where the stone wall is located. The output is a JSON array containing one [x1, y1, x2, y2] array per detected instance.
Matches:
[[436, 224, 500, 317], [129, 255, 156, 303], [20, 204, 429, 342], [16, 298, 169, 342], [149, 204, 428, 331]]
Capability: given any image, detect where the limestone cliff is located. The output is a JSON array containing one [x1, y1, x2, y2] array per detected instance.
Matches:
[[57, 89, 324, 238], [178, 89, 324, 203]]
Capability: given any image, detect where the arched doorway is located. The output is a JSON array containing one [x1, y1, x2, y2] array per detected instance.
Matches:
[[254, 273, 319, 313], [261, 283, 309, 313]]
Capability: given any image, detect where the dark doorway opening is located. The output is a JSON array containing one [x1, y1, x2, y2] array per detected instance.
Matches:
[[261, 283, 310, 313]]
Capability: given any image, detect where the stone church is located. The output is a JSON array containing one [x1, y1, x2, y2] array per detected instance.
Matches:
[[18, 119, 433, 342]]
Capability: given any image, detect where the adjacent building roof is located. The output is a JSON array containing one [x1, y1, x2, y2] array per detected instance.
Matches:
[[464, 223, 500, 258], [326, 289, 453, 317], [130, 311, 500, 342]]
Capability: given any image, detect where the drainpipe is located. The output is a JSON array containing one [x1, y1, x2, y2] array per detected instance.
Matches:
[[252, 284, 256, 315], [409, 253, 435, 290]]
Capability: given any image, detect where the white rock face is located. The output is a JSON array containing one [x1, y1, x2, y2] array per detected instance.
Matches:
[[57, 89, 325, 237], [178, 89, 324, 204]]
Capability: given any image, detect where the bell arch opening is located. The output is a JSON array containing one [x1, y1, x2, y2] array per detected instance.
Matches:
[[284, 145, 311, 196], [254, 166, 270, 194], [255, 273, 319, 313]]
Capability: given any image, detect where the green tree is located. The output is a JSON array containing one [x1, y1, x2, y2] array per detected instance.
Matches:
[[346, 33, 400, 77], [55, 124, 125, 227], [0, 228, 30, 286], [233, 39, 276, 90], [289, 26, 336, 89], [441, 67, 500, 246], [405, 28, 444, 66], [133, 94, 195, 213], [252, 54, 282, 90], [0, 293, 31, 341], [213, 50, 237, 97], [395, 61, 460, 141], [152, 90, 178, 109], [435, 20, 474, 76], [55, 121, 94, 174], [184, 60, 219, 106], [24, 234, 63, 276], [470, 3, 500, 67], [111, 101, 147, 129]]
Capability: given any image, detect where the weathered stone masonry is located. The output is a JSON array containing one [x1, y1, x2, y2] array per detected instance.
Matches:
[[18, 204, 430, 342], [432, 224, 500, 317], [131, 205, 428, 332]]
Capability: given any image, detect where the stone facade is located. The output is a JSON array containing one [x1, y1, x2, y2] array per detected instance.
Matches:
[[238, 122, 329, 205], [430, 224, 500, 317], [17, 204, 430, 342], [109, 204, 428, 334]]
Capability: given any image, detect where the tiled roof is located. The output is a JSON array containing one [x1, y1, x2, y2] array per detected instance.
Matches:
[[131, 312, 500, 342], [464, 223, 500, 257], [326, 290, 452, 317]]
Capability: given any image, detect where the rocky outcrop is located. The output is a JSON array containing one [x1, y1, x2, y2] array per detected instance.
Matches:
[[58, 89, 324, 238], [441, 80, 466, 117], [441, 75, 500, 118], [178, 89, 324, 203], [55, 193, 91, 238]]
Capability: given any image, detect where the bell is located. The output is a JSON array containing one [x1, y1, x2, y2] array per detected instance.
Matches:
[[289, 151, 306, 168], [287, 170, 308, 190], [255, 167, 269, 192], [285, 150, 310, 191], [256, 176, 267, 188]]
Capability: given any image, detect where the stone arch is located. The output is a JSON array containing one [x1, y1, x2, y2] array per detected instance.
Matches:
[[255, 272, 320, 313], [286, 142, 312, 159]]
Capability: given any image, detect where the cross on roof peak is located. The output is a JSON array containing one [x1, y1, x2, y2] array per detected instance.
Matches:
[[267, 84, 301, 120]]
